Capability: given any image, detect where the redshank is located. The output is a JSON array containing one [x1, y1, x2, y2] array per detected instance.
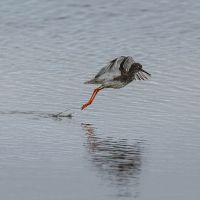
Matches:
[[81, 56, 151, 110]]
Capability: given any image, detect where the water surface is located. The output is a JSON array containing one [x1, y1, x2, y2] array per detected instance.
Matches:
[[0, 0, 200, 199]]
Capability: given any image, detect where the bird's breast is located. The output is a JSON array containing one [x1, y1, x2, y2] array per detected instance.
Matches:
[[102, 80, 129, 89]]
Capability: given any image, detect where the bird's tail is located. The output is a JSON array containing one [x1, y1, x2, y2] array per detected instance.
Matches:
[[84, 79, 97, 84]]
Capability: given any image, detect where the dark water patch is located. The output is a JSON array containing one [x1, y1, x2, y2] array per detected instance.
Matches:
[[68, 3, 91, 8], [54, 15, 69, 21]]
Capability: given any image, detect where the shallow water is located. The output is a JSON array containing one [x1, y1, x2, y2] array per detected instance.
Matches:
[[0, 0, 200, 199]]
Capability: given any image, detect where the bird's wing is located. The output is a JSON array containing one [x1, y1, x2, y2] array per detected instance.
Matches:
[[94, 57, 118, 79], [119, 56, 135, 73], [134, 71, 150, 80], [95, 56, 135, 79]]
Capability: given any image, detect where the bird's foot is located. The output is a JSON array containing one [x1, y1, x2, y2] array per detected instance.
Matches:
[[81, 103, 89, 110]]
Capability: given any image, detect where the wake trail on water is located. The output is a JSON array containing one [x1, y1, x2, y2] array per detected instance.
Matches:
[[0, 107, 80, 119], [52, 106, 81, 118]]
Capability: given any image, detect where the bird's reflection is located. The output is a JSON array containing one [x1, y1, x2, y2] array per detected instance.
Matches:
[[82, 123, 144, 198]]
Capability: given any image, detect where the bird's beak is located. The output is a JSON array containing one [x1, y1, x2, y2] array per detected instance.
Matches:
[[140, 69, 151, 76]]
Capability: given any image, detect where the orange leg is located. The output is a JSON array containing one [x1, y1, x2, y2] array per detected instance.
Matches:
[[81, 87, 103, 110]]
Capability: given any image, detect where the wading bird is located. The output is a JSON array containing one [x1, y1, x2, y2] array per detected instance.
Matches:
[[82, 56, 151, 110]]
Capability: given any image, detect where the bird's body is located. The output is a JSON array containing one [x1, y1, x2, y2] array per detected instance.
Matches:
[[82, 56, 151, 110]]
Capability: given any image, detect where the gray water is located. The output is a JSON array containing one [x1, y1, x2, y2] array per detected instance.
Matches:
[[0, 0, 200, 199]]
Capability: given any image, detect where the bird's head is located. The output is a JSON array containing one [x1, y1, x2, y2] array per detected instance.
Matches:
[[130, 63, 151, 76]]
